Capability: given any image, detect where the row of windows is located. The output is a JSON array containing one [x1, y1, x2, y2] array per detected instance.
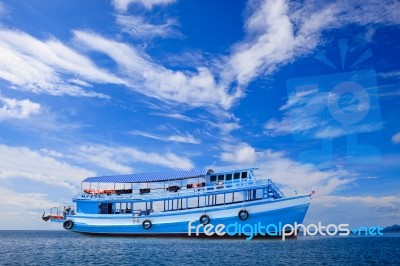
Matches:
[[209, 171, 248, 182], [97, 189, 264, 215]]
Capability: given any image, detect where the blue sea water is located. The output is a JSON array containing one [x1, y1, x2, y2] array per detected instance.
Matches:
[[0, 231, 399, 265]]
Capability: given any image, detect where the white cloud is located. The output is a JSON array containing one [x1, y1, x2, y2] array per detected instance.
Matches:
[[264, 89, 325, 136], [2, 0, 396, 110], [220, 144, 257, 164], [116, 15, 180, 39], [313, 126, 346, 139], [60, 0, 400, 113], [221, 0, 400, 93], [379, 71, 400, 79], [256, 149, 355, 196], [67, 78, 93, 87], [125, 147, 194, 170], [320, 195, 400, 207], [73, 30, 238, 109], [217, 145, 354, 196], [110, 0, 400, 113], [392, 132, 400, 144], [264, 88, 382, 139], [378, 85, 400, 97], [167, 134, 200, 144], [72, 144, 194, 173], [206, 120, 240, 136], [222, 0, 337, 87], [151, 112, 195, 122], [306, 194, 400, 227], [0, 28, 123, 98], [130, 130, 200, 144], [0, 188, 59, 210], [112, 0, 176, 12], [0, 186, 68, 230], [264, 117, 291, 136], [40, 148, 65, 158], [76, 145, 133, 174], [0, 95, 41, 120], [0, 144, 95, 192], [337, 0, 400, 26]]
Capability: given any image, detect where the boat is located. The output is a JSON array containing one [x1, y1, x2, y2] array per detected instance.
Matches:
[[42, 167, 312, 237]]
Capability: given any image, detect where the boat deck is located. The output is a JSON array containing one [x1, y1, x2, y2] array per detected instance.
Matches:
[[75, 179, 284, 202]]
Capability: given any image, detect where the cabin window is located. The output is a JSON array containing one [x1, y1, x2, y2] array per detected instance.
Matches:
[[133, 202, 148, 215], [187, 197, 197, 209], [224, 193, 233, 204], [216, 194, 225, 205], [256, 189, 263, 199], [99, 203, 113, 214], [116, 202, 132, 214], [210, 175, 217, 182], [198, 196, 206, 207], [241, 172, 248, 179], [235, 192, 244, 202], [180, 198, 186, 210], [217, 174, 224, 181], [134, 202, 144, 210], [226, 174, 232, 181], [234, 173, 240, 179], [152, 201, 163, 213], [170, 199, 180, 210]]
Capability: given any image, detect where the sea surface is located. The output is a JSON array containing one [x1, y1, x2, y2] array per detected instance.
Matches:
[[0, 231, 399, 265]]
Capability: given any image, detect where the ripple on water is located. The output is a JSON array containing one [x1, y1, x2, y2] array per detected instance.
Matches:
[[0, 231, 399, 265]]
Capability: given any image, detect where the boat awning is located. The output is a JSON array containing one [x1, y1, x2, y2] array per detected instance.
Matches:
[[82, 169, 213, 183]]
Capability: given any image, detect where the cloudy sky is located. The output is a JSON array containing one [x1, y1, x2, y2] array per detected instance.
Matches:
[[0, 0, 399, 230]]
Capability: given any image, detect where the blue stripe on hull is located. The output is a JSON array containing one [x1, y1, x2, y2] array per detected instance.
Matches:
[[70, 203, 309, 235]]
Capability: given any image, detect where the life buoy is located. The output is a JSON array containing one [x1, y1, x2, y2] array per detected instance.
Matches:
[[238, 209, 249, 220], [63, 220, 74, 230], [199, 214, 210, 225], [142, 220, 152, 229]]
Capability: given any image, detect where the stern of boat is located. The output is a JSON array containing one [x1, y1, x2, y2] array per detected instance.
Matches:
[[42, 206, 75, 223]]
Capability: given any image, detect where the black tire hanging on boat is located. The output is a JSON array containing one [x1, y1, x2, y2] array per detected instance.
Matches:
[[238, 209, 249, 220], [199, 214, 210, 225], [142, 220, 152, 230], [63, 220, 74, 230]]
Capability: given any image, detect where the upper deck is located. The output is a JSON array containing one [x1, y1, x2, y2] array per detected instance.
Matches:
[[74, 167, 285, 202]]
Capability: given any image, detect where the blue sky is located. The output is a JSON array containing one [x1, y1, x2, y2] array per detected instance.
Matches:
[[0, 0, 399, 230]]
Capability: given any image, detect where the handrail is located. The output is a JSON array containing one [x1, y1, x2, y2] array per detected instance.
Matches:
[[267, 179, 285, 198], [49, 206, 76, 217], [75, 179, 278, 201]]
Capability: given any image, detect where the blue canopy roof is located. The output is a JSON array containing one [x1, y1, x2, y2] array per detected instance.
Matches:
[[82, 169, 213, 183]]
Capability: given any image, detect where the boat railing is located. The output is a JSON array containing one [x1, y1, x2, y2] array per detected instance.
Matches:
[[77, 178, 283, 200], [43, 206, 76, 221], [49, 206, 76, 215]]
